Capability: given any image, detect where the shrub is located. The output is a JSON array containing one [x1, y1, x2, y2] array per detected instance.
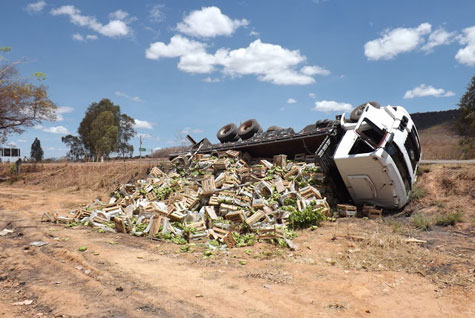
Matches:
[[288, 205, 326, 229], [435, 211, 464, 226], [410, 213, 432, 231]]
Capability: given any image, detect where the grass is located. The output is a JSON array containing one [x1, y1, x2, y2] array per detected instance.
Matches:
[[435, 211, 464, 226], [384, 218, 404, 234], [410, 213, 432, 231], [409, 185, 427, 201]]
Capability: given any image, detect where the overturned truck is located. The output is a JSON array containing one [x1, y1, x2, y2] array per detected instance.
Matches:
[[172, 102, 422, 209]]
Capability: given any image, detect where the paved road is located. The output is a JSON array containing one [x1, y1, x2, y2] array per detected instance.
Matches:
[[421, 159, 475, 164]]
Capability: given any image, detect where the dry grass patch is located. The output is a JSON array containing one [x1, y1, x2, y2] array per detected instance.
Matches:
[[333, 228, 474, 288]]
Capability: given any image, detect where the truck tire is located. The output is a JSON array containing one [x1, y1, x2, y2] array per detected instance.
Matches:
[[267, 125, 283, 132], [350, 101, 381, 122], [238, 119, 262, 140], [217, 123, 239, 143]]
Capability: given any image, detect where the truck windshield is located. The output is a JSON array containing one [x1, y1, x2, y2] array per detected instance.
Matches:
[[404, 128, 421, 172], [357, 119, 386, 147], [385, 142, 411, 194], [349, 118, 386, 155]]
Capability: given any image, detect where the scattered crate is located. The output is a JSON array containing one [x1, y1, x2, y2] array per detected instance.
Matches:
[[337, 204, 357, 217]]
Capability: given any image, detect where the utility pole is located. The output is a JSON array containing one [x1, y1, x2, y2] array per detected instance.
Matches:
[[139, 135, 142, 159]]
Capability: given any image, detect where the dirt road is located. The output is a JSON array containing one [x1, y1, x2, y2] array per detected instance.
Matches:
[[1, 185, 474, 318]]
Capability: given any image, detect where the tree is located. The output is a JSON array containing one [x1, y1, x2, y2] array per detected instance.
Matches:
[[77, 98, 136, 160], [458, 75, 475, 159], [61, 135, 85, 161], [117, 113, 135, 158], [90, 111, 118, 159], [458, 74, 475, 136], [30, 137, 43, 162], [0, 47, 57, 143]]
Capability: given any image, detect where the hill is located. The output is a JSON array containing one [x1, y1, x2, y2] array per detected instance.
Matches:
[[410, 109, 461, 131], [409, 109, 474, 159]]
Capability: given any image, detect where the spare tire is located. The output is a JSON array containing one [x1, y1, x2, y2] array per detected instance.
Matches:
[[350, 101, 381, 122], [267, 125, 283, 132], [238, 119, 262, 140], [217, 123, 239, 143]]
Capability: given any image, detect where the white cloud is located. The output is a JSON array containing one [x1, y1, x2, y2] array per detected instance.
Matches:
[[308, 93, 316, 98], [403, 84, 455, 99], [26, 1, 46, 14], [203, 76, 220, 83], [54, 106, 74, 121], [181, 127, 204, 135], [149, 4, 165, 23], [300, 65, 330, 76], [57, 106, 74, 114], [17, 139, 27, 143], [72, 33, 84, 41], [109, 10, 128, 20], [50, 5, 132, 38], [176, 6, 248, 38], [287, 98, 296, 104], [72, 33, 98, 42], [364, 23, 431, 60], [250, 30, 259, 37], [134, 119, 153, 129], [115, 91, 144, 103], [313, 100, 352, 112], [146, 34, 207, 58], [42, 126, 70, 134], [421, 28, 457, 52], [146, 37, 318, 85], [455, 26, 475, 67], [6, 141, 17, 147]]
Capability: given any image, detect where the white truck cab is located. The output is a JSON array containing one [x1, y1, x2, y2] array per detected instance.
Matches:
[[333, 103, 421, 209]]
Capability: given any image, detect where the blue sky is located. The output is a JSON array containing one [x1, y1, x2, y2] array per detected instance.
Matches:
[[1, 0, 475, 158]]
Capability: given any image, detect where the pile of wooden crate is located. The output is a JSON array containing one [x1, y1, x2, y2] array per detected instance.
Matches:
[[47, 151, 333, 248]]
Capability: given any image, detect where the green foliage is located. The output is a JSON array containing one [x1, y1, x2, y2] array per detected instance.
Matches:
[[208, 239, 220, 247], [171, 236, 187, 245], [30, 137, 44, 162], [77, 98, 136, 160], [458, 74, 475, 137], [284, 228, 297, 239], [435, 211, 464, 226], [34, 72, 47, 81], [62, 135, 85, 161], [232, 232, 255, 247], [410, 213, 432, 231], [283, 198, 297, 206], [154, 185, 175, 201], [134, 222, 148, 233], [288, 206, 326, 229]]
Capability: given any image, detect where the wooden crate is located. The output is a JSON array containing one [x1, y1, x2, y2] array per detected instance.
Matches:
[[337, 204, 357, 217]]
